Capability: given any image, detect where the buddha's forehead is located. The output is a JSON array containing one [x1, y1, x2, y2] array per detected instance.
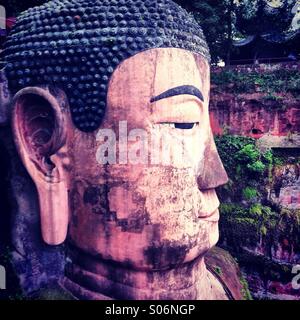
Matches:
[[107, 48, 209, 108]]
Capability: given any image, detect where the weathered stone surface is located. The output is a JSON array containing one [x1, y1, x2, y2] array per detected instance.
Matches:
[[210, 93, 299, 138], [0, 127, 65, 297], [256, 134, 300, 152], [205, 246, 251, 300], [270, 164, 300, 209]]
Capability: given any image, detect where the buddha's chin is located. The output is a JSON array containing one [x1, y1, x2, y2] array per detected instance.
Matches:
[[68, 217, 219, 271]]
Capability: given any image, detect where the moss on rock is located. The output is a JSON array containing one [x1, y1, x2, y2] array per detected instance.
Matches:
[[215, 134, 300, 299]]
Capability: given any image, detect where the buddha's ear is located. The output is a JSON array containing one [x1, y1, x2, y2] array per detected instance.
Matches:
[[197, 129, 228, 190], [12, 86, 70, 245]]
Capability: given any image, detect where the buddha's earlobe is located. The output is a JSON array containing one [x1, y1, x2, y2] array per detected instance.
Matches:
[[12, 87, 70, 245]]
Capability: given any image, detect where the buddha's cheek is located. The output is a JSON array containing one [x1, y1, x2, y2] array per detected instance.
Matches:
[[130, 167, 218, 265], [135, 167, 200, 236], [68, 166, 219, 270]]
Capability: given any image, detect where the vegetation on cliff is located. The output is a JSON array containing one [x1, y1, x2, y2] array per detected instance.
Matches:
[[211, 68, 300, 102], [215, 135, 300, 298]]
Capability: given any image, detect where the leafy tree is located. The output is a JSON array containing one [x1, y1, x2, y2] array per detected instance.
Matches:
[[5, 0, 296, 64], [175, 0, 298, 63], [235, 0, 295, 36], [174, 0, 237, 64]]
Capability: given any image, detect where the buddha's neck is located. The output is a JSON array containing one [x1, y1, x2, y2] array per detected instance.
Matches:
[[61, 244, 221, 300]]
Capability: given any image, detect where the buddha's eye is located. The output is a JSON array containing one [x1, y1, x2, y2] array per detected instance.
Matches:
[[158, 122, 199, 130], [174, 123, 198, 130]]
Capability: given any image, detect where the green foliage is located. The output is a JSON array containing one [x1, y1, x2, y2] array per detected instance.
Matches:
[[235, 0, 295, 37], [249, 203, 263, 216], [262, 150, 273, 164], [215, 136, 272, 187], [220, 203, 248, 217], [242, 187, 257, 200], [218, 200, 300, 295], [211, 69, 300, 99], [240, 276, 253, 300], [273, 156, 284, 166], [212, 70, 237, 85], [247, 160, 265, 173], [215, 135, 255, 177], [260, 225, 267, 236], [220, 202, 278, 240], [175, 0, 237, 64], [216, 134, 287, 249], [286, 76, 300, 98], [216, 135, 298, 215], [236, 144, 260, 163], [262, 94, 285, 110]]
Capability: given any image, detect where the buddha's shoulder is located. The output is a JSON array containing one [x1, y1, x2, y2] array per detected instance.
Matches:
[[205, 246, 252, 300]]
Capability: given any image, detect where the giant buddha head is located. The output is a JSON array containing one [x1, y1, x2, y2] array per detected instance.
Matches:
[[2, 0, 228, 300]]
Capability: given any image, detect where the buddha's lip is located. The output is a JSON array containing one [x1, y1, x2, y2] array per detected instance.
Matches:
[[198, 209, 219, 222]]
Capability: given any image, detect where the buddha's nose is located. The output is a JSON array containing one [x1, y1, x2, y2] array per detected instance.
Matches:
[[196, 131, 228, 190]]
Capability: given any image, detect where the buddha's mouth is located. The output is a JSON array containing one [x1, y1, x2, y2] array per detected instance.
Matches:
[[198, 209, 220, 222]]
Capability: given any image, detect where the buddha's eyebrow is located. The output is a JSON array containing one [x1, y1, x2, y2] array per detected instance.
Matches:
[[150, 85, 204, 103]]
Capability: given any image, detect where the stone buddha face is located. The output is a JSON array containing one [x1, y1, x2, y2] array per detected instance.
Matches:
[[12, 47, 228, 274], [3, 0, 228, 299]]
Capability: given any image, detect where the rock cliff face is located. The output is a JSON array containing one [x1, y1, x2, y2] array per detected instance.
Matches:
[[212, 62, 300, 300], [219, 200, 300, 300], [209, 62, 300, 138], [210, 93, 299, 138]]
